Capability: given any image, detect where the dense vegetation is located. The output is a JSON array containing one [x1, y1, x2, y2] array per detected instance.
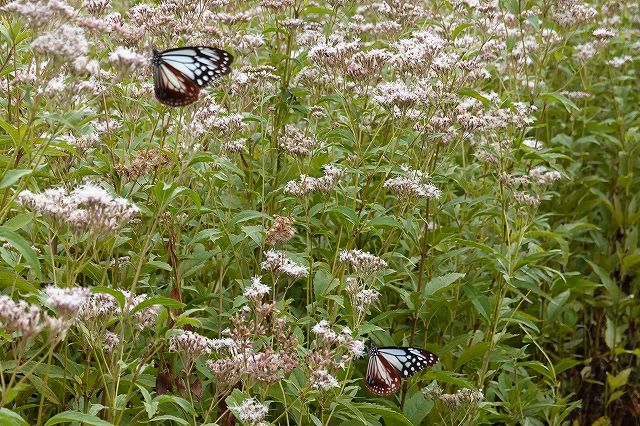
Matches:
[[0, 0, 638, 424]]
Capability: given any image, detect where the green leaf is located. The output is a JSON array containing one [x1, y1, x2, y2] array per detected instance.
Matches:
[[0, 119, 20, 145], [0, 169, 32, 189], [546, 290, 570, 320], [0, 227, 42, 280], [313, 269, 338, 298], [455, 342, 490, 370], [230, 210, 269, 226], [328, 206, 359, 225], [2, 213, 32, 231], [0, 267, 38, 293], [0, 408, 29, 426], [43, 411, 113, 426], [149, 415, 188, 425], [423, 272, 465, 297], [587, 260, 618, 303], [403, 392, 433, 425], [540, 91, 580, 113], [607, 368, 632, 392], [27, 374, 59, 405], [358, 402, 412, 426]]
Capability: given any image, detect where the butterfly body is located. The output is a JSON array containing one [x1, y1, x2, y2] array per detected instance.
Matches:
[[365, 344, 438, 396], [151, 46, 233, 106]]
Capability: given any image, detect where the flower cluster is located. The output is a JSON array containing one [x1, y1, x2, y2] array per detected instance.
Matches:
[[244, 276, 271, 301], [265, 215, 296, 246], [109, 47, 149, 70], [279, 125, 321, 157], [18, 184, 139, 232], [114, 148, 170, 179], [31, 24, 88, 61], [423, 383, 484, 411], [168, 330, 214, 363], [283, 164, 345, 197], [232, 397, 268, 426], [339, 249, 387, 274], [45, 286, 91, 319], [384, 165, 442, 200], [79, 290, 160, 330], [207, 302, 298, 388], [345, 277, 380, 313], [307, 321, 365, 390], [261, 250, 308, 279], [529, 166, 561, 186], [0, 295, 47, 338]]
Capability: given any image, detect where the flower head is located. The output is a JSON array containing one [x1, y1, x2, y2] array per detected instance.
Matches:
[[232, 397, 268, 425], [18, 184, 139, 233], [339, 249, 387, 274], [244, 276, 271, 301], [45, 286, 91, 318]]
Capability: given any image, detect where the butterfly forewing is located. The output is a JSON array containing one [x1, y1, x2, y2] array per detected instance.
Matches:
[[151, 46, 233, 106], [378, 347, 438, 378], [365, 345, 438, 396]]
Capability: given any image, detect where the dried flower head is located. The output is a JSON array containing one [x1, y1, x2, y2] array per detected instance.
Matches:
[[265, 215, 295, 246]]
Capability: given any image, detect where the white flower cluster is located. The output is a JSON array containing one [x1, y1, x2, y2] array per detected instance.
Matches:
[[279, 125, 321, 157], [339, 249, 387, 274], [18, 183, 139, 232], [233, 397, 268, 425], [244, 276, 271, 300], [79, 290, 160, 330], [283, 164, 345, 197], [261, 250, 308, 279], [168, 330, 214, 359], [109, 47, 148, 70], [384, 165, 442, 200], [31, 24, 88, 60], [45, 286, 91, 318]]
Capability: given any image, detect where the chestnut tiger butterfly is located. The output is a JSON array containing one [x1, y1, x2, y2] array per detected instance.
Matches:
[[365, 343, 438, 396], [151, 46, 233, 107]]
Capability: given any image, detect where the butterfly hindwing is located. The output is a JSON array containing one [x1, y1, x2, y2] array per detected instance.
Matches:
[[365, 344, 438, 396], [151, 46, 233, 106], [366, 350, 401, 396]]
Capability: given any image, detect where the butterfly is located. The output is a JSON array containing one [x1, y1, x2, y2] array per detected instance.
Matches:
[[365, 343, 438, 396], [151, 46, 234, 107]]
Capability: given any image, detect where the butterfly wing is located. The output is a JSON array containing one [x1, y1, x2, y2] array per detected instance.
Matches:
[[153, 61, 201, 107], [377, 346, 438, 378], [152, 46, 234, 106], [365, 349, 402, 396]]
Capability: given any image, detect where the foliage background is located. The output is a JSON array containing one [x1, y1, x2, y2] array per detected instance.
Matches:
[[0, 0, 638, 425]]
